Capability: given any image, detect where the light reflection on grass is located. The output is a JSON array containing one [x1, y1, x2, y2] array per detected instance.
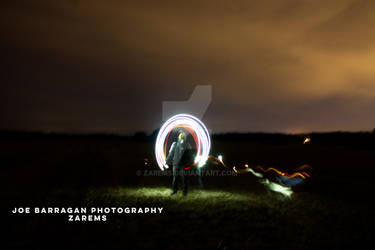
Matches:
[[102, 186, 280, 207]]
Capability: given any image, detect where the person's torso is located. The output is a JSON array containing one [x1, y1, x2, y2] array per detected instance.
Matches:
[[173, 140, 189, 166]]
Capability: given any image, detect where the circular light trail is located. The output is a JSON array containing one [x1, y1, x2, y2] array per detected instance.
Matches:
[[155, 114, 211, 171]]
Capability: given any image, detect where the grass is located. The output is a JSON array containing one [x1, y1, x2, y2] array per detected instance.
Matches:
[[65, 185, 370, 249], [3, 135, 375, 249], [6, 180, 373, 249]]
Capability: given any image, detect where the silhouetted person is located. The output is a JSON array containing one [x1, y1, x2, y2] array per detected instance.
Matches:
[[166, 131, 193, 196]]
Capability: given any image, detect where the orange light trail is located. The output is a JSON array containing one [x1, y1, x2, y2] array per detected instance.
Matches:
[[254, 166, 309, 179], [163, 124, 200, 166]]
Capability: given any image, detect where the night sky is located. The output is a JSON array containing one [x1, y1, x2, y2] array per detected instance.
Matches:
[[2, 0, 375, 134]]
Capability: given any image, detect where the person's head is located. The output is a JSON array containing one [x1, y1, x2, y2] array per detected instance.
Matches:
[[178, 130, 186, 141]]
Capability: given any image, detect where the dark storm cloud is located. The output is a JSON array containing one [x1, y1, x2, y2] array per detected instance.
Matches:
[[1, 0, 375, 133]]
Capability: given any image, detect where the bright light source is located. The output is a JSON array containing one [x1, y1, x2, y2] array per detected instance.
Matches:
[[303, 137, 311, 144], [218, 155, 223, 162], [155, 114, 211, 170]]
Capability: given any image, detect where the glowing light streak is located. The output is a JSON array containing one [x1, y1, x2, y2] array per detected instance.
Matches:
[[255, 166, 309, 179], [233, 166, 264, 178], [155, 114, 211, 171], [260, 179, 293, 197], [214, 157, 311, 197]]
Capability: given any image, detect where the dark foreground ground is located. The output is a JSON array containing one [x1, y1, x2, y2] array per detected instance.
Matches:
[[3, 132, 375, 249]]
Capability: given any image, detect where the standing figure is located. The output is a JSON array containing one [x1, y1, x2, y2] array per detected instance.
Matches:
[[166, 130, 193, 196]]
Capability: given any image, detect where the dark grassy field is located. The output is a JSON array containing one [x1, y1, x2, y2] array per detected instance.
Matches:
[[3, 132, 375, 249]]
